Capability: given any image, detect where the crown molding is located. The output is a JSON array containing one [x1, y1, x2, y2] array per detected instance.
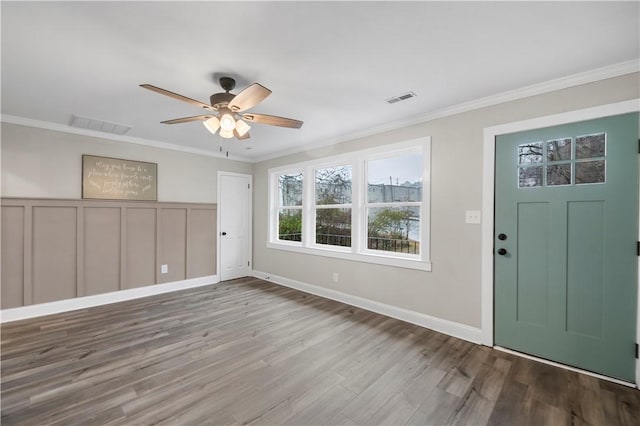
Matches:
[[0, 115, 250, 162], [251, 59, 640, 163], [2, 60, 638, 164]]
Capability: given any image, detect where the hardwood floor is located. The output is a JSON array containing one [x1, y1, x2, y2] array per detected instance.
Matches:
[[1, 277, 638, 425]]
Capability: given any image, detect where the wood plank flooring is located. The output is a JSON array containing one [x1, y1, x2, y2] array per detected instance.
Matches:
[[1, 277, 639, 425]]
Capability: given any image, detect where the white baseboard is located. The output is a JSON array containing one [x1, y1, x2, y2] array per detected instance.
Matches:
[[252, 270, 483, 344], [0, 275, 219, 323]]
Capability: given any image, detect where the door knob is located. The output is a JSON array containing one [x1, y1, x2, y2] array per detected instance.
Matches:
[[497, 248, 507, 255], [221, 232, 227, 236]]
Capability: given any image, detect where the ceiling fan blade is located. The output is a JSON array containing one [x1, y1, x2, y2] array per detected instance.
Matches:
[[161, 115, 213, 124], [228, 83, 272, 112], [234, 129, 251, 140], [140, 84, 213, 110], [242, 113, 303, 129]]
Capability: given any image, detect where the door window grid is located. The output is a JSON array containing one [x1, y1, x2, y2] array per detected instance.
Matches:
[[517, 132, 606, 188], [575, 133, 607, 185]]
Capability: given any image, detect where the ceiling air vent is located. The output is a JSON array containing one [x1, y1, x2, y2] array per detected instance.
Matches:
[[70, 114, 132, 135], [386, 91, 417, 104]]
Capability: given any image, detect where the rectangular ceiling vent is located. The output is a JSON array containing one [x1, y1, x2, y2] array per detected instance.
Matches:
[[70, 114, 132, 135], [386, 91, 417, 104]]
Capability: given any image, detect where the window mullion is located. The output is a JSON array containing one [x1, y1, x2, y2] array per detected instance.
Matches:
[[351, 159, 362, 254], [302, 166, 315, 248], [365, 202, 422, 208], [315, 203, 352, 209], [360, 156, 370, 254], [270, 171, 276, 242]]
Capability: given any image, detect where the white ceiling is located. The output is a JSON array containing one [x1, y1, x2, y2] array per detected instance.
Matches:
[[2, 1, 639, 162]]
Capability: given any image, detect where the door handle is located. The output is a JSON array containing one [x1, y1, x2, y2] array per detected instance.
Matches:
[[221, 232, 227, 236], [497, 248, 507, 256]]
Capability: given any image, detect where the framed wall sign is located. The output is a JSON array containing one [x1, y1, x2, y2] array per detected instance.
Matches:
[[82, 155, 158, 201]]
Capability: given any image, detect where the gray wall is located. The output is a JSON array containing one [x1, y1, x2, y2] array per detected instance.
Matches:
[[0, 123, 252, 202], [252, 73, 640, 329]]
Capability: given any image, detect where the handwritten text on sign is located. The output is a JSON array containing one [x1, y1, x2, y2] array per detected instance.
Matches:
[[82, 155, 157, 200]]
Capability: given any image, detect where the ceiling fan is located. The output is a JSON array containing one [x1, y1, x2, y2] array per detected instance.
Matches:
[[140, 77, 303, 140]]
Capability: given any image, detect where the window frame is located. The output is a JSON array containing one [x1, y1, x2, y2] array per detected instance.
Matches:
[[270, 169, 304, 247], [362, 147, 424, 260], [267, 137, 431, 271], [311, 163, 354, 251]]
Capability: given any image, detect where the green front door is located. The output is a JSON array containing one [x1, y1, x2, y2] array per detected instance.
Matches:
[[494, 113, 638, 382]]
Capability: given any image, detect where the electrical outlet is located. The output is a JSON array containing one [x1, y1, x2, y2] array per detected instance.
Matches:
[[465, 210, 481, 224], [332, 272, 339, 283], [161, 264, 168, 274]]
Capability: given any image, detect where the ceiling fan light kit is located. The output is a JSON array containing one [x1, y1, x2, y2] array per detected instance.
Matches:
[[203, 116, 220, 134], [218, 107, 236, 131], [140, 77, 303, 141], [219, 128, 235, 139], [234, 119, 251, 137]]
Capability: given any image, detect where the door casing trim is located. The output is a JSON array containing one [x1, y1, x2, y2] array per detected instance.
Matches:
[[481, 98, 640, 385]]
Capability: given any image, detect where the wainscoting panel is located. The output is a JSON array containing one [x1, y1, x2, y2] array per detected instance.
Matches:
[[1, 198, 217, 308], [84, 207, 121, 296], [1, 206, 25, 308], [125, 207, 157, 289], [159, 208, 187, 283], [32, 206, 78, 304], [187, 208, 217, 279]]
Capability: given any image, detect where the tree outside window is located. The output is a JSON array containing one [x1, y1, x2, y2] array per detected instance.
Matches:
[[315, 166, 352, 247], [366, 153, 422, 255], [277, 173, 303, 242]]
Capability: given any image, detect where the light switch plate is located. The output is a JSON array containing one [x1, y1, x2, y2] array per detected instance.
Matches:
[[161, 264, 168, 274], [465, 210, 481, 224]]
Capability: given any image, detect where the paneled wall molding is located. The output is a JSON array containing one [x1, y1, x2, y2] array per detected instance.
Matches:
[[1, 198, 217, 309]]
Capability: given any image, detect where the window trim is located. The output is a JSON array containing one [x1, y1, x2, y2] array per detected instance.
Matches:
[[362, 146, 425, 260], [267, 137, 431, 271], [271, 169, 304, 246]]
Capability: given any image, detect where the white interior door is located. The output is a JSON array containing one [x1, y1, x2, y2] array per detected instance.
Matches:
[[218, 172, 252, 281]]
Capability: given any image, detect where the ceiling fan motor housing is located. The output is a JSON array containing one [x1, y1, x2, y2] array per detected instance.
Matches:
[[209, 92, 235, 110]]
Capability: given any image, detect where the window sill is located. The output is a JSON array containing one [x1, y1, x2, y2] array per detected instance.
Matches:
[[266, 241, 432, 271]]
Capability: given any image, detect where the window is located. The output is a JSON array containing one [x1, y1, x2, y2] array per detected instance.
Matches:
[[268, 138, 431, 271], [314, 165, 352, 248], [366, 152, 422, 255], [276, 172, 303, 243]]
